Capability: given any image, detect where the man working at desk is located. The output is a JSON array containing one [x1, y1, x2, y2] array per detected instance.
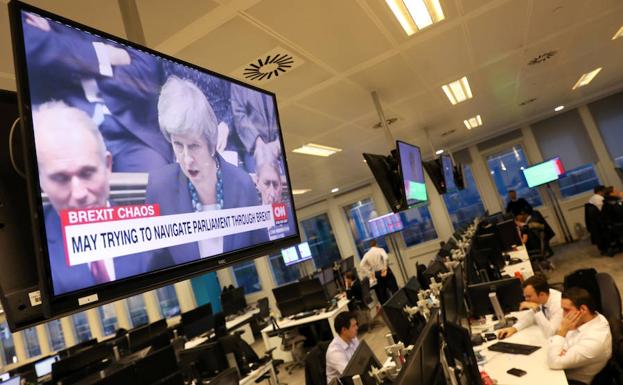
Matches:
[[326, 312, 360, 383], [498, 274, 562, 338], [547, 287, 612, 385]]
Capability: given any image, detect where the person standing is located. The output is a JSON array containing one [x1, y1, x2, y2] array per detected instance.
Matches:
[[360, 240, 398, 304]]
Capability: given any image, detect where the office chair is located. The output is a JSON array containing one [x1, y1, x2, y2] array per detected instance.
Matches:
[[251, 297, 271, 336], [304, 341, 331, 385], [596, 273, 623, 364], [351, 277, 375, 332], [266, 318, 306, 374]]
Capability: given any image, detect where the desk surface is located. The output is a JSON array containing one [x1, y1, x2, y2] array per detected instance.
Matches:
[[260, 298, 350, 333], [503, 246, 533, 279], [472, 314, 568, 385]]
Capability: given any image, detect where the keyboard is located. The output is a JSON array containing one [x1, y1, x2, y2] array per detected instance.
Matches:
[[488, 341, 540, 355], [291, 310, 316, 320]]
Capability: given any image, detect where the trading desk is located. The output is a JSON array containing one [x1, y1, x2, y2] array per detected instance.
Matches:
[[471, 313, 568, 385], [183, 308, 259, 350], [502, 246, 534, 279], [260, 298, 350, 362]]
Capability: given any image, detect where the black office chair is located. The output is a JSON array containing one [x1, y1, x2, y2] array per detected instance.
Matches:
[[596, 273, 623, 364], [251, 297, 271, 336], [352, 277, 375, 332], [304, 341, 330, 385]]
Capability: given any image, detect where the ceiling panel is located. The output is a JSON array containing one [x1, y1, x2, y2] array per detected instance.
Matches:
[[278, 104, 342, 139], [466, 0, 529, 64], [403, 24, 474, 87], [176, 16, 282, 75], [137, 0, 220, 46], [526, 0, 590, 42], [246, 0, 393, 71], [297, 80, 376, 122], [348, 54, 426, 104], [260, 61, 333, 100]]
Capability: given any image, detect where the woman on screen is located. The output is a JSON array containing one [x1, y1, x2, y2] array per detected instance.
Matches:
[[143, 75, 268, 271]]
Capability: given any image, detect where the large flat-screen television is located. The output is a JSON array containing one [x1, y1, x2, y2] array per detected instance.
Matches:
[[9, 1, 300, 316], [395, 141, 428, 207], [522, 157, 565, 188], [440, 154, 456, 191], [363, 152, 406, 213]]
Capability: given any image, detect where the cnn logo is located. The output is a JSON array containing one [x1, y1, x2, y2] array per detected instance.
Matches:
[[272, 203, 288, 221]]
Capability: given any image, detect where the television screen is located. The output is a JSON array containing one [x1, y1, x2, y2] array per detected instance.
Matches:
[[368, 212, 404, 238], [9, 3, 299, 315], [363, 153, 406, 212], [440, 155, 456, 191], [297, 241, 312, 259], [522, 157, 565, 188], [396, 141, 427, 206], [282, 242, 312, 266]]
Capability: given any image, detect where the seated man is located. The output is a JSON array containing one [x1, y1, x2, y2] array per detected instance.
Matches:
[[516, 210, 555, 259], [547, 287, 612, 385], [498, 274, 562, 338], [588, 185, 607, 211], [344, 271, 363, 311], [326, 312, 360, 384]]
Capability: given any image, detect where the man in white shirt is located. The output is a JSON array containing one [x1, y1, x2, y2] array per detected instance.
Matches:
[[326, 312, 360, 384], [498, 274, 563, 338], [547, 287, 612, 385], [360, 240, 398, 304], [588, 185, 607, 211]]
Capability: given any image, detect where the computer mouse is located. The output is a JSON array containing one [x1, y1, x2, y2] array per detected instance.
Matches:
[[471, 334, 485, 346]]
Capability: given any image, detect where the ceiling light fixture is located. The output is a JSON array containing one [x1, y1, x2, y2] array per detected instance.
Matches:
[[572, 67, 602, 90], [292, 189, 311, 195], [463, 114, 482, 130], [292, 143, 342, 157], [554, 105, 565, 112], [612, 25, 623, 40], [385, 0, 445, 36], [435, 149, 444, 155], [331, 187, 339, 193], [442, 76, 473, 105]]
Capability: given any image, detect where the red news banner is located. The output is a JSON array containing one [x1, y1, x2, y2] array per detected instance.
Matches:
[[59, 203, 288, 266]]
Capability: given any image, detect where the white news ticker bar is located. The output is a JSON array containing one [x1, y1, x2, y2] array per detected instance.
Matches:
[[63, 205, 275, 266]]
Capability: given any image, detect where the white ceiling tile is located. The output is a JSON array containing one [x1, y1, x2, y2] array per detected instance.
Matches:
[[297, 80, 375, 121], [526, 0, 591, 42], [278, 104, 342, 139], [246, 0, 393, 71], [466, 0, 530, 64], [136, 0, 220, 46]]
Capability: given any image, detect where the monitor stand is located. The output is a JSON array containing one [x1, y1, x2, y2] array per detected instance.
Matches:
[[488, 292, 515, 330]]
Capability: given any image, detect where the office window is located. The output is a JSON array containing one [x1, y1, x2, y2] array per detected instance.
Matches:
[[486, 145, 543, 210], [400, 205, 438, 247], [22, 327, 41, 358], [232, 260, 262, 294], [557, 164, 600, 198], [72, 312, 92, 343], [301, 213, 341, 268], [343, 199, 388, 257], [157, 286, 180, 318], [269, 252, 301, 286], [97, 304, 118, 336], [443, 165, 486, 230], [589, 91, 623, 168], [0, 322, 16, 365], [46, 319, 66, 352], [126, 295, 149, 328]]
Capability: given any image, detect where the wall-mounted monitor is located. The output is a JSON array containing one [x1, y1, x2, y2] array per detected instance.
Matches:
[[368, 212, 404, 238], [396, 141, 428, 207], [440, 154, 456, 191], [363, 152, 406, 213], [281, 242, 313, 266], [522, 157, 565, 188], [9, 1, 300, 316]]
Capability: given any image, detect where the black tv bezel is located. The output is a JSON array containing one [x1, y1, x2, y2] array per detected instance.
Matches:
[[521, 156, 565, 189], [395, 140, 428, 208], [8, 0, 300, 317]]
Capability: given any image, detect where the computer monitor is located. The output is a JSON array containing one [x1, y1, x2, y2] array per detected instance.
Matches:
[[52, 344, 114, 383], [272, 283, 304, 317], [496, 218, 522, 251], [340, 256, 355, 273], [403, 276, 421, 305], [179, 342, 229, 380], [0, 376, 19, 385], [422, 260, 449, 288], [134, 346, 178, 385], [340, 341, 382, 385], [469, 248, 502, 283], [420, 311, 442, 385], [382, 289, 425, 345], [392, 341, 423, 385], [466, 278, 523, 318], [181, 303, 213, 325], [208, 367, 239, 385], [443, 322, 483, 385], [183, 313, 215, 340], [34, 355, 59, 378], [221, 287, 247, 316], [440, 276, 458, 325], [58, 338, 98, 358], [453, 262, 468, 321], [474, 233, 505, 269]]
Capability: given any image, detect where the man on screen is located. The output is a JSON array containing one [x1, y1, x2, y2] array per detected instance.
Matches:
[[143, 76, 268, 271], [33, 102, 139, 295]]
